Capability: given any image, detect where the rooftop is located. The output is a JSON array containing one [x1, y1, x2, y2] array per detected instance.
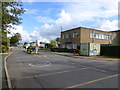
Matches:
[[61, 26, 119, 33]]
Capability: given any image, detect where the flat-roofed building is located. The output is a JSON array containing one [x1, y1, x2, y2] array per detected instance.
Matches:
[[111, 30, 120, 45], [61, 27, 112, 49]]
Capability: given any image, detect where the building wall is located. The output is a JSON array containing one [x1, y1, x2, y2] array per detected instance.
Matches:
[[61, 27, 113, 49], [111, 30, 120, 45], [61, 28, 80, 49], [80, 27, 112, 44]]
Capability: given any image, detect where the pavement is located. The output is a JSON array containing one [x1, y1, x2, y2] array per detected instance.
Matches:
[[1, 53, 10, 89], [51, 51, 119, 61], [6, 48, 119, 89], [0, 54, 2, 90]]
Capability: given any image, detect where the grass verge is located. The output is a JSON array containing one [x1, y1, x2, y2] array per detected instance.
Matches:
[[53, 52, 73, 54], [96, 56, 120, 59]]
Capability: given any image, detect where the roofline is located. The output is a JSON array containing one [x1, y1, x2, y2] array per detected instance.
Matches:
[[110, 30, 120, 32], [61, 26, 113, 33]]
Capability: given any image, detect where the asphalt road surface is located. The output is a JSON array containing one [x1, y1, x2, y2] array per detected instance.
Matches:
[[6, 48, 119, 89]]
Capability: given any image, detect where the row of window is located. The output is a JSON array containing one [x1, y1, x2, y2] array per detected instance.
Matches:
[[90, 32, 112, 40], [62, 32, 112, 40], [62, 32, 79, 39]]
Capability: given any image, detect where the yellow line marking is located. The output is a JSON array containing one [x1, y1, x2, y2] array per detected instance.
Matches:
[[16, 67, 91, 80], [63, 74, 119, 89]]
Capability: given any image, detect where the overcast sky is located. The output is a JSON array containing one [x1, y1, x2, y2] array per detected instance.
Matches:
[[8, 0, 119, 43]]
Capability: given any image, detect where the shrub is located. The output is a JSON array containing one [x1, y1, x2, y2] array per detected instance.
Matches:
[[51, 48, 75, 53], [1, 45, 9, 53], [100, 45, 120, 58]]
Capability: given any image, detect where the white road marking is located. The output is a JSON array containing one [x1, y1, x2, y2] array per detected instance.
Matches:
[[29, 64, 34, 67], [93, 68, 106, 72], [29, 61, 51, 67]]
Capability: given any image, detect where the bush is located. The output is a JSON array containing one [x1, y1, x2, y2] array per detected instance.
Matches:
[[100, 45, 120, 58], [51, 48, 75, 53], [1, 45, 9, 53]]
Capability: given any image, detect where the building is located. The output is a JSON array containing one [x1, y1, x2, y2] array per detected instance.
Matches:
[[111, 30, 120, 45], [61, 27, 113, 49]]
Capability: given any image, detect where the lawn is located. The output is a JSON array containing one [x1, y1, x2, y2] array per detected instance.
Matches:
[[96, 56, 120, 59], [53, 52, 73, 54]]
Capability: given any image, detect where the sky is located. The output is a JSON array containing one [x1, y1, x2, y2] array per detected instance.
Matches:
[[8, 0, 119, 43]]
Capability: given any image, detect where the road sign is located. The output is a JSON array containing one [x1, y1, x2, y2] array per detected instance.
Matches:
[[36, 44, 38, 47], [90, 50, 94, 53]]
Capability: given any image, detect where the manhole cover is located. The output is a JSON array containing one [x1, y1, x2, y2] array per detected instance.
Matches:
[[29, 61, 51, 67]]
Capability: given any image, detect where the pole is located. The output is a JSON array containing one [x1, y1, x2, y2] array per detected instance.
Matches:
[[36, 40, 38, 54]]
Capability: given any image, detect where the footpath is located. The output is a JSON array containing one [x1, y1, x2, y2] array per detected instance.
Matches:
[[51, 52, 119, 61], [0, 53, 10, 90]]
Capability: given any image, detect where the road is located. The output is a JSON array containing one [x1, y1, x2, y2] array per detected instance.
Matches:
[[6, 48, 119, 89]]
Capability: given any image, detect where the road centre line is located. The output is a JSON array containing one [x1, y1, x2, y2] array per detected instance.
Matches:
[[63, 74, 119, 89], [16, 67, 92, 80]]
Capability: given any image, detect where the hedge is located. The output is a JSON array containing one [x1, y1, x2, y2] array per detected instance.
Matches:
[[100, 45, 120, 58], [0, 45, 9, 53], [51, 48, 75, 53]]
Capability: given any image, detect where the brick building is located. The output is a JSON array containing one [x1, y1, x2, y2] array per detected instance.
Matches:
[[111, 30, 120, 45], [61, 27, 113, 49]]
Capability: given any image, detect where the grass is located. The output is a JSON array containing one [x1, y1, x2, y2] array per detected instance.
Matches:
[[54, 52, 73, 54], [96, 56, 120, 59]]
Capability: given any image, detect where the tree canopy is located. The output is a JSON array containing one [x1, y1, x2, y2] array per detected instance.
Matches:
[[10, 33, 22, 45], [2, 1, 25, 33], [0, 1, 25, 52]]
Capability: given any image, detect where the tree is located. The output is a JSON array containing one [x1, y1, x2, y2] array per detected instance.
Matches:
[[40, 42, 46, 44], [55, 37, 61, 47], [10, 33, 22, 45], [55, 37, 61, 43], [24, 42, 28, 45], [50, 40, 57, 48], [2, 1, 25, 33], [1, 1, 25, 52]]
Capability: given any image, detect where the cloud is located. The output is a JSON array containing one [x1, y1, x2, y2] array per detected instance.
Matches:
[[91, 20, 118, 31], [7, 25, 32, 42], [7, 25, 50, 43], [8, 1, 119, 43], [25, 9, 39, 14], [36, 16, 55, 23], [63, 1, 118, 22]]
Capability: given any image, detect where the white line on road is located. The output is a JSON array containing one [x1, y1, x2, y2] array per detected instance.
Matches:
[[93, 68, 106, 72], [28, 61, 51, 68], [29, 64, 35, 67]]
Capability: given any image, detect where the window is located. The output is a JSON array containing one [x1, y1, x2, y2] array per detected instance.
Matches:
[[69, 33, 72, 38], [73, 33, 75, 38], [96, 33, 99, 39], [90, 32, 93, 38], [109, 35, 112, 40], [98, 34, 102, 39], [62, 35, 65, 39], [102, 34, 104, 39], [66, 34, 68, 38]]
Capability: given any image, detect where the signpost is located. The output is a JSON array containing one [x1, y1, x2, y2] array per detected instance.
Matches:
[[36, 40, 38, 54]]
